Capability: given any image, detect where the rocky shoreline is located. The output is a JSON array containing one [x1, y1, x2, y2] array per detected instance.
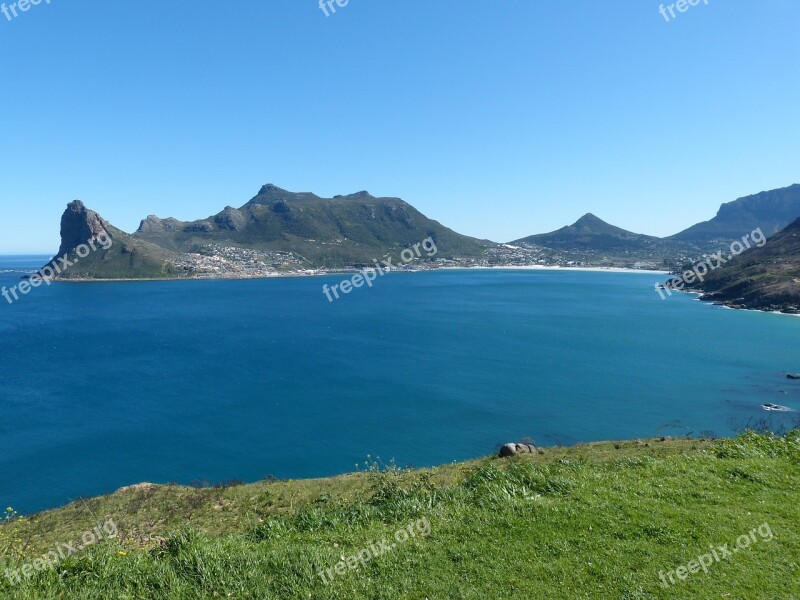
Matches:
[[658, 278, 800, 316], [696, 290, 800, 315]]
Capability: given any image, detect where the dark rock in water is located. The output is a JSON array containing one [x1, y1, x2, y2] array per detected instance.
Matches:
[[498, 443, 537, 457], [762, 403, 792, 412], [787, 373, 800, 380]]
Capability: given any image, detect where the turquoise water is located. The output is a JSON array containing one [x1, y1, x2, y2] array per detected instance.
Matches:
[[1, 256, 798, 514]]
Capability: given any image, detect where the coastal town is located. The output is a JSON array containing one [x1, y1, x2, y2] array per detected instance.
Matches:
[[168, 241, 673, 279], [170, 245, 315, 278]]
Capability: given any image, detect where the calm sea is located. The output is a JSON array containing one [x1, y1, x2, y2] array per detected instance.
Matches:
[[1, 256, 798, 514]]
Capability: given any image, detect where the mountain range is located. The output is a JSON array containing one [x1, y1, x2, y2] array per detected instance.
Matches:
[[40, 182, 800, 289], [44, 185, 492, 279], [134, 184, 488, 266], [512, 183, 800, 251]]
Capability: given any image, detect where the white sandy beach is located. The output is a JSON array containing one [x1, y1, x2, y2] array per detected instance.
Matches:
[[459, 265, 671, 275]]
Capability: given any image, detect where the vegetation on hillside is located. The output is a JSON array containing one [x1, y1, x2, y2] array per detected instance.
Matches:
[[133, 185, 490, 267], [1, 432, 798, 599], [696, 218, 800, 312]]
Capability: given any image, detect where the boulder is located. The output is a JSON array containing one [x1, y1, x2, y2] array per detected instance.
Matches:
[[498, 443, 537, 457], [499, 443, 517, 457], [116, 482, 157, 494]]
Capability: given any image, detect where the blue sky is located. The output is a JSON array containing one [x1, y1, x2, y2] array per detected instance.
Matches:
[[1, 0, 798, 253]]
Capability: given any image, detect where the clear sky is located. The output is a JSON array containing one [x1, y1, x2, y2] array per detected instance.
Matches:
[[1, 0, 798, 253]]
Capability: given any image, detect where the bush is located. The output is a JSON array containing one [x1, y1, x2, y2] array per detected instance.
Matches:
[[712, 429, 800, 461]]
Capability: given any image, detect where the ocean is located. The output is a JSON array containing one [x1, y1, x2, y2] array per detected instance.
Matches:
[[1, 256, 798, 514]]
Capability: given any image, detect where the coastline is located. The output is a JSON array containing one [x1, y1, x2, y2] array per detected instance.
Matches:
[[50, 265, 671, 283], [669, 287, 800, 318], [52, 273, 316, 283], [700, 299, 800, 318], [456, 265, 671, 275]]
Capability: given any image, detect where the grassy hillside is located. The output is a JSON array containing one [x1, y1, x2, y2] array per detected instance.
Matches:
[[1, 432, 798, 599]]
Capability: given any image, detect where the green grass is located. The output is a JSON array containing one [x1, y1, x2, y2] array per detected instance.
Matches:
[[1, 432, 799, 599]]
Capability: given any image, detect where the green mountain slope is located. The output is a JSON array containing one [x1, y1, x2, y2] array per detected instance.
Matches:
[[694, 217, 800, 312], [512, 213, 662, 251], [135, 184, 489, 266]]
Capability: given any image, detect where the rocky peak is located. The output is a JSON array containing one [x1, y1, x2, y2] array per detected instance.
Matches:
[[57, 200, 111, 256], [245, 183, 322, 207], [573, 213, 605, 227], [257, 183, 289, 197], [137, 215, 183, 233]]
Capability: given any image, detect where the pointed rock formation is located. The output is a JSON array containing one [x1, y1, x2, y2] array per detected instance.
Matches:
[[57, 200, 111, 257]]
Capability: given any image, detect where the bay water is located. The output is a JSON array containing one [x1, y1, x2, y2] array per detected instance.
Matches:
[[1, 256, 798, 514]]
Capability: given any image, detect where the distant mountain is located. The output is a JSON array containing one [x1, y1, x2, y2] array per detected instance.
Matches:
[[42, 182, 800, 280], [691, 218, 800, 313], [512, 213, 661, 251], [44, 201, 177, 279], [670, 184, 800, 243], [42, 185, 492, 279], [134, 184, 489, 266]]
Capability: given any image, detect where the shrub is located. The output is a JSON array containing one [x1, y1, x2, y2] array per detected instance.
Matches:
[[712, 429, 800, 461]]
